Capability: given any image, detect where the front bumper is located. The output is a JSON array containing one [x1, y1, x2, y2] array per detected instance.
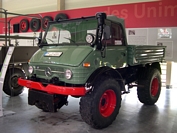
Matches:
[[18, 78, 86, 96]]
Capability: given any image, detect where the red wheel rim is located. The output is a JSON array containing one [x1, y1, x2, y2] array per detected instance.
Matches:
[[21, 21, 26, 30], [99, 89, 116, 117], [151, 77, 159, 96], [33, 21, 37, 28], [44, 20, 48, 28]]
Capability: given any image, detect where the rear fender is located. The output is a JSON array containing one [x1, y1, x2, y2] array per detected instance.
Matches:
[[151, 62, 161, 74]]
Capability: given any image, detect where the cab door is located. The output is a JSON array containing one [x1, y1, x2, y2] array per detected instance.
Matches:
[[102, 22, 127, 68]]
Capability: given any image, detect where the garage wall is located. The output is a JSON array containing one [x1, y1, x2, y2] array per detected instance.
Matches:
[[2, 0, 57, 14], [2, 0, 158, 14], [65, 0, 158, 10]]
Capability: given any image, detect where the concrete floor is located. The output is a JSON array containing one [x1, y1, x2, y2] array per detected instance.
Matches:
[[1, 88, 177, 133]]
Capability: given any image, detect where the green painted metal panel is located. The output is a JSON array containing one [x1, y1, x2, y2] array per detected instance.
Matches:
[[30, 46, 93, 67], [127, 45, 166, 66], [102, 46, 127, 68], [29, 45, 97, 84]]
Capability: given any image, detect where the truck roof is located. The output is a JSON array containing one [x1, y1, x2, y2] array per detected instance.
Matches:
[[49, 14, 125, 27]]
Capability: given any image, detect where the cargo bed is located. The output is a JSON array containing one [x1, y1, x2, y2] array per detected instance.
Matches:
[[127, 45, 166, 66]]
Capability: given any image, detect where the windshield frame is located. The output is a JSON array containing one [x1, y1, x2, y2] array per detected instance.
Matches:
[[41, 16, 97, 46]]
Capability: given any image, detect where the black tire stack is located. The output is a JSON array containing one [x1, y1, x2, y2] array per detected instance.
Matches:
[[18, 13, 68, 33]]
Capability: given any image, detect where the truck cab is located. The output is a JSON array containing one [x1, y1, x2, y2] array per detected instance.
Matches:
[[25, 13, 128, 86]]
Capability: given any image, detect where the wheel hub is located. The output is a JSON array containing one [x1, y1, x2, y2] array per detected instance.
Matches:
[[21, 22, 26, 29], [44, 20, 48, 27], [151, 77, 159, 96], [33, 22, 37, 28], [11, 75, 20, 88], [101, 98, 106, 106], [99, 89, 116, 117]]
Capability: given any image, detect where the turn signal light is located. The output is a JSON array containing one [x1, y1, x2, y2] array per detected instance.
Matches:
[[83, 62, 91, 67]]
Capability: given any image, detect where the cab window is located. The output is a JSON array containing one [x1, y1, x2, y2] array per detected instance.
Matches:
[[110, 23, 123, 45]]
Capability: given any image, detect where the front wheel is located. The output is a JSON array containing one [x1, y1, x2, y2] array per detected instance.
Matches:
[[80, 77, 121, 129], [137, 68, 161, 105], [3, 68, 25, 96]]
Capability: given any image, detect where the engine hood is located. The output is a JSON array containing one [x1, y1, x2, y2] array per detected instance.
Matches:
[[30, 46, 93, 67]]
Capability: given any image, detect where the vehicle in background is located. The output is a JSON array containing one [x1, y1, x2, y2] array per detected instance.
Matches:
[[0, 45, 38, 96], [0, 9, 40, 96]]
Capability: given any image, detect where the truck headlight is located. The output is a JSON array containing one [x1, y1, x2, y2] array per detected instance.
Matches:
[[65, 69, 72, 79], [86, 34, 95, 44], [28, 66, 34, 74]]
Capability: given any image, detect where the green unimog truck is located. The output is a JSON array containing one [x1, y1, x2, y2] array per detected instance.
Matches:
[[18, 13, 166, 129]]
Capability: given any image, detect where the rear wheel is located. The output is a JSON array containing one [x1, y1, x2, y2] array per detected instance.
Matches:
[[137, 68, 161, 105], [80, 77, 121, 129], [3, 68, 25, 96]]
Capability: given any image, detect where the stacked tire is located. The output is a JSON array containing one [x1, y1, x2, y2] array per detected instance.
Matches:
[[30, 18, 41, 32], [42, 16, 53, 31], [19, 19, 29, 32]]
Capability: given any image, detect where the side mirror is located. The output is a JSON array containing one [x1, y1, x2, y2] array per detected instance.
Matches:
[[34, 37, 41, 46], [39, 32, 42, 39], [104, 26, 111, 40], [36, 32, 43, 47]]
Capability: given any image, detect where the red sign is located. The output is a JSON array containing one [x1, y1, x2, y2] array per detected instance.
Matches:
[[61, 0, 176, 28]]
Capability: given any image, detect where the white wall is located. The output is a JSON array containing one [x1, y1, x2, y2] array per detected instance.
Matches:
[[126, 27, 177, 62], [65, 0, 158, 10], [171, 62, 177, 88], [2, 0, 57, 14], [2, 0, 158, 14]]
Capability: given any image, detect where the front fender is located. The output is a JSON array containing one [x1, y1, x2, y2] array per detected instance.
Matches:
[[86, 67, 125, 91]]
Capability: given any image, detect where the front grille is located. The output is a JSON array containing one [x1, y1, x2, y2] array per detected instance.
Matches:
[[34, 66, 64, 78]]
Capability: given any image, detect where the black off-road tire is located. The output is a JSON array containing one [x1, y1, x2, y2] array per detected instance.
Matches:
[[55, 13, 68, 21], [3, 68, 25, 96], [80, 77, 121, 129], [30, 18, 41, 32], [42, 16, 53, 30], [137, 68, 161, 105]]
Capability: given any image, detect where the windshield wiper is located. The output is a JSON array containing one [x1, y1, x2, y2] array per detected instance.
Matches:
[[46, 38, 55, 44], [64, 37, 75, 43]]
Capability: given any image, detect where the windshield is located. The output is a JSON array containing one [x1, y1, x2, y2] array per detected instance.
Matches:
[[43, 18, 97, 45]]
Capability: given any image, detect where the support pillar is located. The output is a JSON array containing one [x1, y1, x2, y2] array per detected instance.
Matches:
[[57, 0, 65, 11], [0, 47, 15, 117], [166, 62, 172, 89], [0, 0, 2, 18]]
